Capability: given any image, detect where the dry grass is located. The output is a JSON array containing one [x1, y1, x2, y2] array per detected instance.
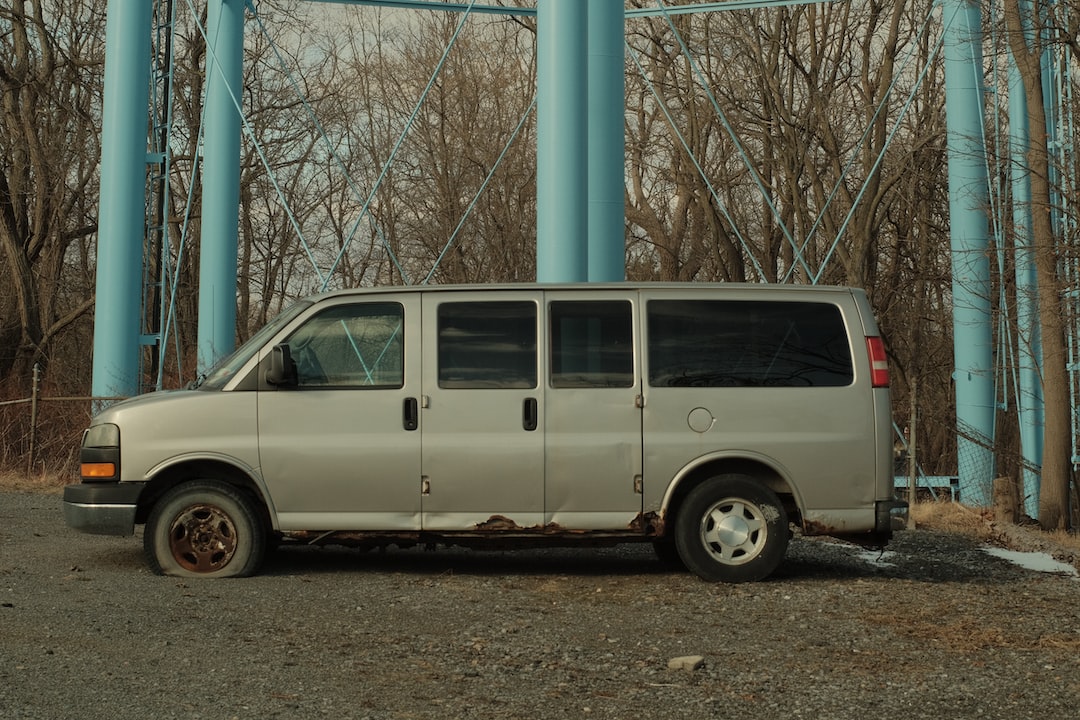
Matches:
[[912, 498, 1080, 566], [0, 469, 66, 494], [1045, 528, 1080, 555], [910, 499, 994, 537]]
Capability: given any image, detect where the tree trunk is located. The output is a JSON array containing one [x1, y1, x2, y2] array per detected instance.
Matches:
[[1004, 0, 1073, 530]]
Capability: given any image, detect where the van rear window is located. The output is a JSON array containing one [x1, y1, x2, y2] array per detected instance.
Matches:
[[647, 300, 853, 387]]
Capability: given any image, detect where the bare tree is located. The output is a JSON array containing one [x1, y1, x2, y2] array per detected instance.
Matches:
[[0, 1, 102, 387], [359, 10, 536, 284]]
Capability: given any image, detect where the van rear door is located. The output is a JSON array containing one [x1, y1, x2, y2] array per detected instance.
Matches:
[[640, 289, 879, 527], [544, 293, 643, 529]]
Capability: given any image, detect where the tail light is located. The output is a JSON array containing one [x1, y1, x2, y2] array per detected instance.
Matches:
[[866, 337, 889, 388]]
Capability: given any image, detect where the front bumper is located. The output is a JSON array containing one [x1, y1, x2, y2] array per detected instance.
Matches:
[[62, 482, 145, 536]]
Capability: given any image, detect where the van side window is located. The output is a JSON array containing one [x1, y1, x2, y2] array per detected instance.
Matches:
[[438, 301, 537, 389], [286, 303, 404, 388], [550, 301, 633, 388], [647, 300, 853, 387]]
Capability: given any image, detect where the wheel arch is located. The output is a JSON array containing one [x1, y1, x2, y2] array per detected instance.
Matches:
[[660, 454, 804, 535], [136, 457, 274, 532]]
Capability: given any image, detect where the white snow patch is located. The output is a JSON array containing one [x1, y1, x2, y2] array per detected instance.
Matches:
[[981, 547, 1079, 578], [852, 549, 898, 566]]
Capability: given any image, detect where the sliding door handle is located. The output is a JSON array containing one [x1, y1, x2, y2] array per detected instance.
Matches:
[[403, 397, 419, 431], [523, 397, 538, 431]]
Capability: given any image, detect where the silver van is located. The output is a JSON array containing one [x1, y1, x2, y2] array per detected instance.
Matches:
[[64, 283, 906, 581]]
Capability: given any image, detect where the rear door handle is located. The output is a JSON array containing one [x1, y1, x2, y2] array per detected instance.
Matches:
[[523, 397, 538, 431], [403, 397, 418, 431]]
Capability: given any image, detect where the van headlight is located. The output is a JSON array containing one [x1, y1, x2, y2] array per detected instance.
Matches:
[[80, 423, 120, 481], [83, 423, 120, 448]]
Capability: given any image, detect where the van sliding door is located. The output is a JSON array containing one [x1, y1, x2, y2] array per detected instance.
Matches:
[[420, 294, 544, 530]]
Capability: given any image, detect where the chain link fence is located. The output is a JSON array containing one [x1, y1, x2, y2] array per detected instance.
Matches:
[[0, 366, 118, 479]]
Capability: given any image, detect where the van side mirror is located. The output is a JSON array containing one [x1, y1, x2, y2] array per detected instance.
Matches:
[[266, 344, 298, 387]]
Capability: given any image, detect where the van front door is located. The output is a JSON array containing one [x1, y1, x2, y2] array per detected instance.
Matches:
[[257, 296, 422, 530], [420, 294, 544, 530]]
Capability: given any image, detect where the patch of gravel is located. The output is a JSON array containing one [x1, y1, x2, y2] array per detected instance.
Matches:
[[2, 489, 1079, 719]]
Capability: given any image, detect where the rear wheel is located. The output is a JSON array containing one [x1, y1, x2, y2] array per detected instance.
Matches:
[[144, 480, 266, 578], [674, 474, 788, 582]]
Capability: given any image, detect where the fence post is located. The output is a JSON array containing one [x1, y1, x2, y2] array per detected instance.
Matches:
[[27, 363, 41, 477], [907, 375, 918, 529]]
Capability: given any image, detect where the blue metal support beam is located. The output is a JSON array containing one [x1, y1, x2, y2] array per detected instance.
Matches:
[[1009, 0, 1043, 517], [536, 0, 588, 282], [942, 0, 996, 505], [93, 0, 152, 402], [587, 0, 626, 282], [198, 0, 245, 373]]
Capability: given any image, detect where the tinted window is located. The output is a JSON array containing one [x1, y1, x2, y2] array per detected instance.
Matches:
[[550, 301, 633, 388], [438, 301, 537, 389], [647, 300, 853, 387], [286, 303, 404, 388]]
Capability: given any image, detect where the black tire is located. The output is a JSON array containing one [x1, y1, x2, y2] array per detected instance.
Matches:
[[144, 480, 266, 578], [674, 474, 788, 582]]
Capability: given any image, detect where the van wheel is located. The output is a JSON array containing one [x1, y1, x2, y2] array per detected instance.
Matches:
[[674, 474, 788, 582], [144, 480, 266, 578]]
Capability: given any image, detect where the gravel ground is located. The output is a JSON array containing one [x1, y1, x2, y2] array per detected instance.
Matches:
[[2, 489, 1079, 720]]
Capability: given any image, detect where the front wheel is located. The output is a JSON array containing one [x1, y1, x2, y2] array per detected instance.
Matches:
[[144, 480, 266, 578], [674, 474, 788, 582]]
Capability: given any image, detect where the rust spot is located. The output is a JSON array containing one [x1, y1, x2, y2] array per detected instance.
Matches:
[[287, 530, 422, 544], [802, 520, 833, 536], [473, 515, 522, 531], [629, 511, 664, 536]]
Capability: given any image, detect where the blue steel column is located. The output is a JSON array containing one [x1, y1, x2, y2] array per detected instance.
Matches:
[[942, 0, 996, 505], [92, 0, 152, 401], [198, 0, 245, 372], [587, 0, 625, 282], [536, 0, 588, 282], [1009, 2, 1043, 517]]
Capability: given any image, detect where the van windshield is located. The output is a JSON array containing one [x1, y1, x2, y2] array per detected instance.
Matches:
[[194, 300, 313, 391]]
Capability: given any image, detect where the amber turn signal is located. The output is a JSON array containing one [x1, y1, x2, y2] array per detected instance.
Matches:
[[81, 462, 116, 479]]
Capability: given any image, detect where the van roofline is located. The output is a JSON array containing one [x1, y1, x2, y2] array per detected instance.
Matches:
[[305, 282, 862, 302]]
